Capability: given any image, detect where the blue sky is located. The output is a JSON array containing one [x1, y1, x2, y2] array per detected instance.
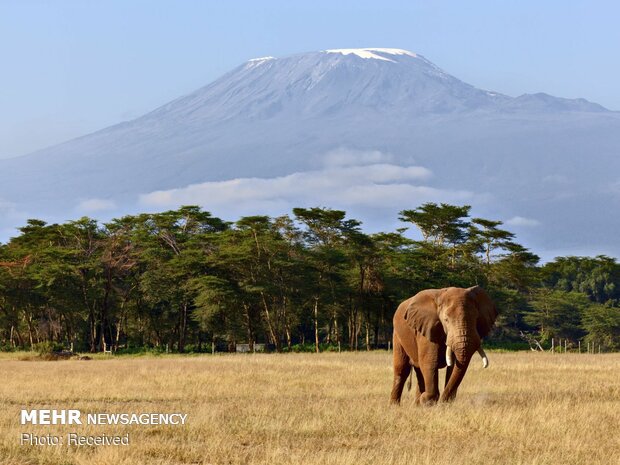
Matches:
[[1, 0, 619, 158]]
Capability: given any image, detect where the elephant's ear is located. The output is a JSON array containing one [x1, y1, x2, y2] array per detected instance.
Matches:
[[468, 286, 498, 338], [403, 289, 445, 343]]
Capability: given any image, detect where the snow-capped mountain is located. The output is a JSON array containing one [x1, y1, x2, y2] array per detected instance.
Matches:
[[1, 48, 619, 258]]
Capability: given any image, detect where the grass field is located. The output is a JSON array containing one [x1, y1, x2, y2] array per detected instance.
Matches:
[[0, 351, 618, 465]]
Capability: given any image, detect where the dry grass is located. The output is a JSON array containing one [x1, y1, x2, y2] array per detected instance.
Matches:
[[0, 351, 618, 465]]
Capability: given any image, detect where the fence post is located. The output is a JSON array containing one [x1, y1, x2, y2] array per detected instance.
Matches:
[[551, 338, 554, 353], [578, 340, 581, 353]]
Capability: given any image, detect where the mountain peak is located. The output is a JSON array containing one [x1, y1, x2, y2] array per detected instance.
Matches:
[[324, 48, 417, 62], [1, 48, 619, 257]]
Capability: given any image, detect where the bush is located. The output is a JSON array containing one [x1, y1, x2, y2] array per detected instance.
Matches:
[[33, 341, 65, 355], [114, 346, 167, 356], [483, 341, 531, 351], [0, 343, 16, 352], [286, 343, 342, 353]]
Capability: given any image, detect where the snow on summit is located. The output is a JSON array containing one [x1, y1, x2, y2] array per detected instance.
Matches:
[[246, 56, 275, 68], [325, 48, 417, 61], [248, 56, 275, 62]]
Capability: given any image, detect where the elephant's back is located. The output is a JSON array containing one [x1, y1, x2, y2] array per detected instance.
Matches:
[[393, 297, 413, 324]]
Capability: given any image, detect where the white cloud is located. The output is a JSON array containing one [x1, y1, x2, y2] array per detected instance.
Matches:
[[76, 198, 117, 213], [139, 154, 478, 220], [505, 216, 540, 227]]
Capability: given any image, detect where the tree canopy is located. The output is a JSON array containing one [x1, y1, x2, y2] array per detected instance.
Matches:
[[0, 204, 618, 352]]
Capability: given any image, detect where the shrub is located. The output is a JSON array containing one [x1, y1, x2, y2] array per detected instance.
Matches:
[[33, 341, 65, 355]]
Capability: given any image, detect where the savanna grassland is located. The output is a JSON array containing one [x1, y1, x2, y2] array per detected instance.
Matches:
[[0, 352, 618, 465]]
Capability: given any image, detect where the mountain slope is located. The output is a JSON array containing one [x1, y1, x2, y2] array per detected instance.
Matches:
[[1, 48, 619, 257]]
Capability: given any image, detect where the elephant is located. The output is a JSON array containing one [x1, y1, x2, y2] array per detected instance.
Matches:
[[390, 286, 497, 405]]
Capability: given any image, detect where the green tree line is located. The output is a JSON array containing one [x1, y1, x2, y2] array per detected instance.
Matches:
[[0, 204, 618, 352]]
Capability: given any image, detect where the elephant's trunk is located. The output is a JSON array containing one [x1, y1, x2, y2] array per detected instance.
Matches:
[[447, 326, 479, 365], [441, 336, 483, 402], [454, 342, 468, 363], [440, 357, 470, 402]]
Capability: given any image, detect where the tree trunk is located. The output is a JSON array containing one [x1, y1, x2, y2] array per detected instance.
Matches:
[[178, 301, 188, 352], [314, 297, 320, 353], [25, 312, 34, 347], [243, 303, 255, 352], [261, 293, 280, 352], [334, 317, 339, 346], [285, 325, 292, 350], [282, 296, 292, 350], [373, 324, 379, 349]]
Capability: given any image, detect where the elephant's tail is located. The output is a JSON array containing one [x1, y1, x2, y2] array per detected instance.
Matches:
[[406, 367, 413, 391]]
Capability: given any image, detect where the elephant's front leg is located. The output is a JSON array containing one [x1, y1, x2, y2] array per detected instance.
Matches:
[[417, 345, 440, 404]]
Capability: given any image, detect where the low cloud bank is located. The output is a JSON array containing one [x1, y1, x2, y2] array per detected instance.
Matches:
[[139, 149, 477, 219]]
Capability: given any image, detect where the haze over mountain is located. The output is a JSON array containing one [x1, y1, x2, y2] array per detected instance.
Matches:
[[1, 48, 619, 259]]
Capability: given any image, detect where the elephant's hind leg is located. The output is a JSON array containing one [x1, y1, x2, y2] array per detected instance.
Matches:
[[390, 334, 411, 405]]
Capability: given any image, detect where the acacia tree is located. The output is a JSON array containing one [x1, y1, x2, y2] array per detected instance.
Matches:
[[127, 206, 227, 351], [524, 289, 588, 342], [399, 203, 471, 246], [0, 233, 41, 348], [1, 203, 619, 353], [195, 215, 308, 352], [469, 218, 517, 266], [541, 256, 620, 305], [0, 218, 106, 351], [293, 208, 357, 352], [340, 229, 386, 350], [399, 203, 472, 271], [99, 219, 141, 350], [581, 304, 620, 350]]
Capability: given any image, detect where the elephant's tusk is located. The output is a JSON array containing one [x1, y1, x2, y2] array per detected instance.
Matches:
[[478, 347, 489, 368], [446, 345, 453, 367]]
